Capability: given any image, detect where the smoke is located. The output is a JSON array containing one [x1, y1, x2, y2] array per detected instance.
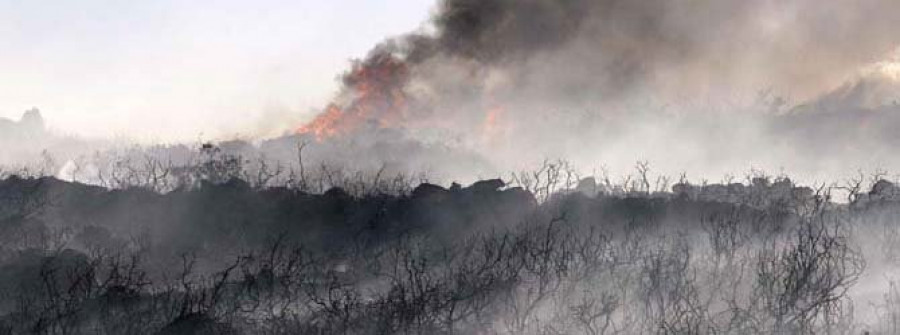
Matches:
[[5, 1, 900, 184], [423, 0, 900, 99], [293, 0, 900, 181]]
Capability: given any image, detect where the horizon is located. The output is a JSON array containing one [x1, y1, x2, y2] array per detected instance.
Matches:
[[3, 0, 900, 185], [0, 0, 434, 141]]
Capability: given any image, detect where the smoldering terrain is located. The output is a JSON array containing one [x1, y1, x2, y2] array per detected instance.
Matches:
[[5, 0, 900, 334], [6, 154, 900, 334]]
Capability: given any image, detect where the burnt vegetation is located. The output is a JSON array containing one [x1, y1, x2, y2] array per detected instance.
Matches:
[[1, 147, 900, 334]]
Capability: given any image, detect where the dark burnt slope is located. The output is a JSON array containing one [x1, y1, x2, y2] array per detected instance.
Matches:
[[0, 177, 536, 257], [0, 173, 838, 261]]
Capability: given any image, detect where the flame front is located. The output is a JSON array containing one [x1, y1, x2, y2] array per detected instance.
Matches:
[[297, 104, 344, 140], [297, 53, 411, 140]]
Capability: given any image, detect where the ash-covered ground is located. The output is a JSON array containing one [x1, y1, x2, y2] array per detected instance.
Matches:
[[2, 153, 900, 334]]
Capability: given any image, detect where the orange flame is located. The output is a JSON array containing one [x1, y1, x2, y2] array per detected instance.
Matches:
[[297, 104, 344, 141], [482, 105, 506, 143], [485, 107, 501, 131], [297, 53, 411, 141]]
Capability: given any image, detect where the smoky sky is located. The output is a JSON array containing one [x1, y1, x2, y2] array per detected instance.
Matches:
[[6, 0, 900, 183], [397, 0, 900, 101], [300, 0, 900, 179]]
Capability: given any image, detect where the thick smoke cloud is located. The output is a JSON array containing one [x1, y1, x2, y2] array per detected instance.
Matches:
[[5, 0, 900, 184], [421, 0, 900, 99], [294, 0, 900, 180]]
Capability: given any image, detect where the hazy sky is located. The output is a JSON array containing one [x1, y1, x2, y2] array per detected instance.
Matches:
[[0, 0, 435, 141]]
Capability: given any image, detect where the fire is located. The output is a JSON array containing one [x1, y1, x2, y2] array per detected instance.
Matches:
[[297, 104, 343, 140], [482, 105, 506, 143], [484, 107, 502, 132], [297, 52, 411, 140]]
